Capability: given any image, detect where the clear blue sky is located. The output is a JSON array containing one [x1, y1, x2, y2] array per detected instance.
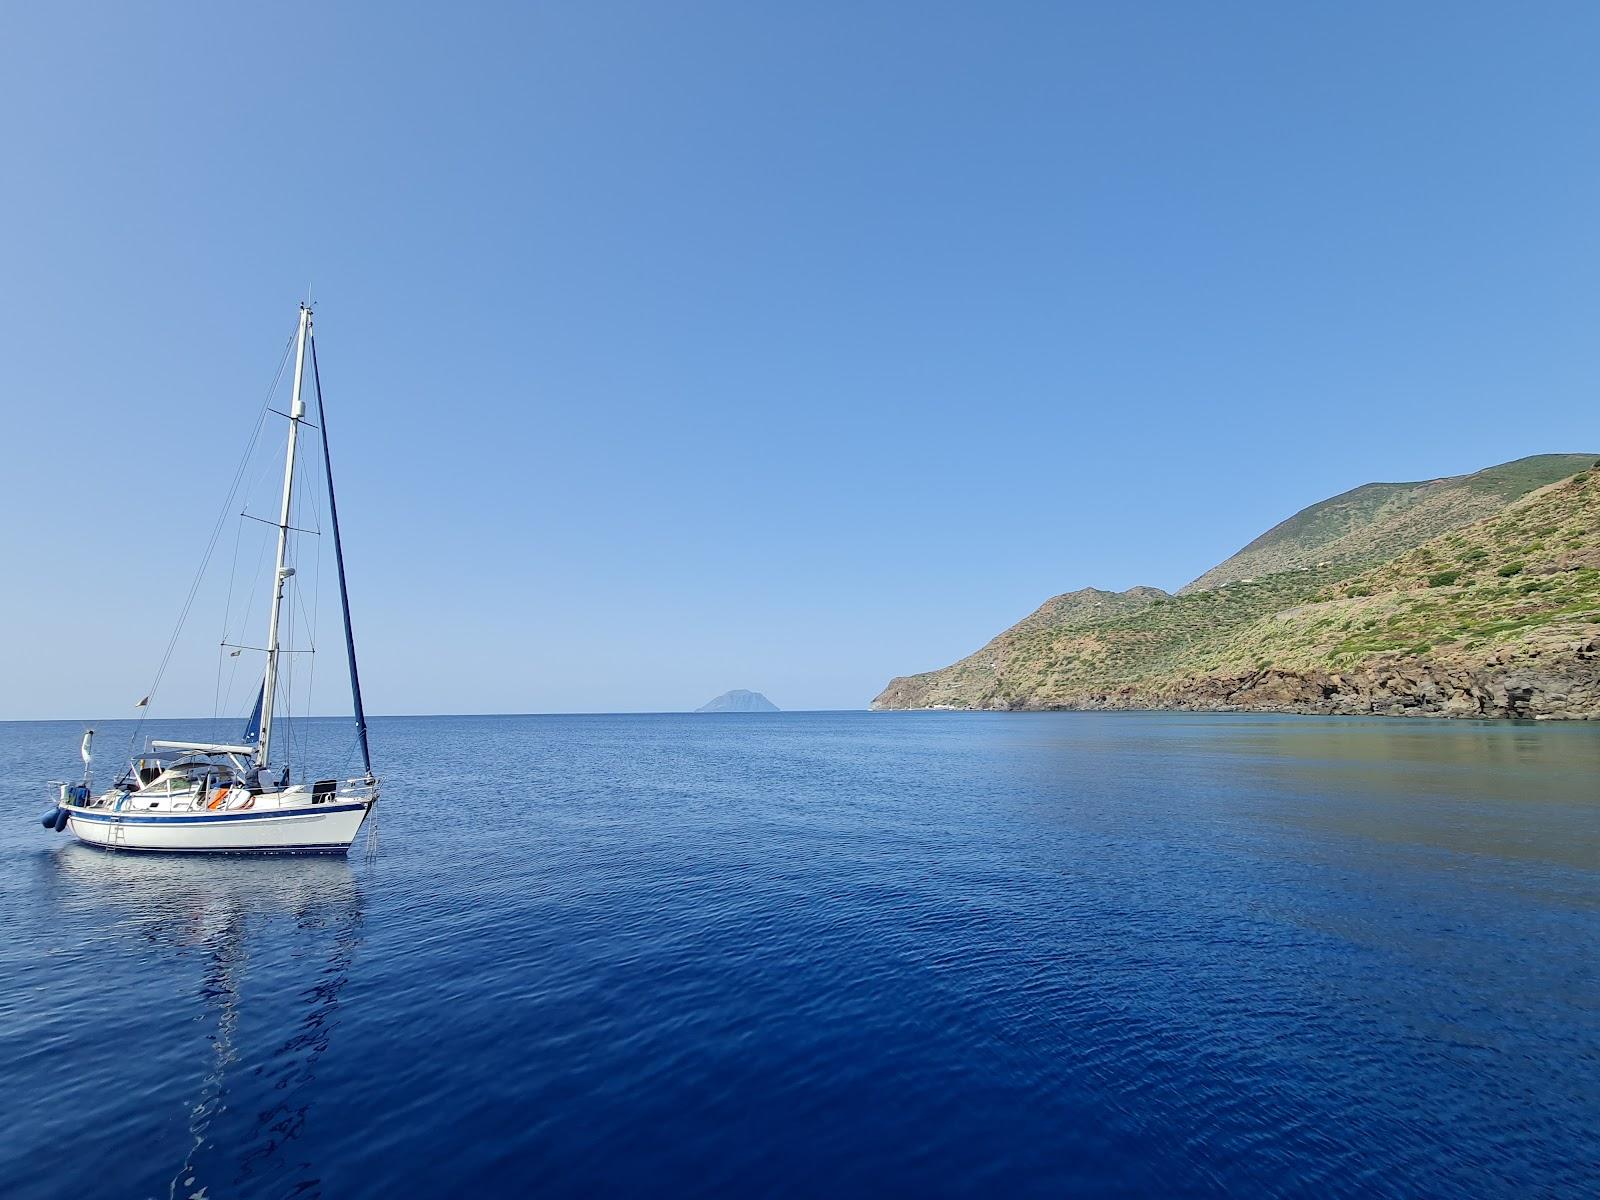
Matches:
[[3, 2, 1597, 719]]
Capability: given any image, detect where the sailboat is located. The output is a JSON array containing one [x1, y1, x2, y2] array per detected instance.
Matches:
[[40, 304, 378, 853]]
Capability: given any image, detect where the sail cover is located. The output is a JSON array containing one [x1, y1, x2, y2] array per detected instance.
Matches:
[[242, 680, 265, 746], [310, 334, 373, 779]]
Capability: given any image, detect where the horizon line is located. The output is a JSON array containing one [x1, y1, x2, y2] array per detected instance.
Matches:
[[0, 707, 874, 725]]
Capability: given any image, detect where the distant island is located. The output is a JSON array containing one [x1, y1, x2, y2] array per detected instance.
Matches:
[[874, 454, 1600, 720], [696, 690, 780, 713]]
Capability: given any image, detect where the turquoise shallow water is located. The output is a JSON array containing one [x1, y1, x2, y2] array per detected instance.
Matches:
[[3, 711, 1598, 1197]]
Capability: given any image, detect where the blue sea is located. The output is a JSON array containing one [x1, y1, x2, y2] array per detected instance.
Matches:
[[3, 711, 1597, 1198]]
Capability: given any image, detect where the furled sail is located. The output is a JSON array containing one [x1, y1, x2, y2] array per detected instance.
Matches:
[[242, 680, 265, 747], [310, 335, 373, 780]]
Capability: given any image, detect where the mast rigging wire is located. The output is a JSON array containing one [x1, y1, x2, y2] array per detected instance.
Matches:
[[128, 330, 296, 760]]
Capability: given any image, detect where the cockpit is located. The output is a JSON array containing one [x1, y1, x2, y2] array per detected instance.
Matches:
[[117, 753, 240, 797]]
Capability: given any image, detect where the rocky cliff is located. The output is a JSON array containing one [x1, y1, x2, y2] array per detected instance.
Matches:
[[874, 459, 1600, 720]]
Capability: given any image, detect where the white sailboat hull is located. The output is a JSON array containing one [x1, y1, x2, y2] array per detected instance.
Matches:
[[65, 799, 373, 854], [37, 305, 382, 860]]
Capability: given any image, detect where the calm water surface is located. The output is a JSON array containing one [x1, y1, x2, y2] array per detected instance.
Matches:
[[2, 712, 1597, 1198]]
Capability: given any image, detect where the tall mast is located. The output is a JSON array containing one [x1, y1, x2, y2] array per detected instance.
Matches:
[[257, 304, 311, 770]]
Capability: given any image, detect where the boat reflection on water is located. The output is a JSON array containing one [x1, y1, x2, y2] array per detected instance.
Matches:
[[49, 847, 365, 1199]]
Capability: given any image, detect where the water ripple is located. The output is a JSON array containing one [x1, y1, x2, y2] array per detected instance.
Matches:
[[3, 712, 1598, 1197]]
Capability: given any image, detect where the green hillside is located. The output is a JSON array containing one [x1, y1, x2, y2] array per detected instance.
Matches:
[[1180, 454, 1597, 593], [874, 458, 1600, 719], [1208, 465, 1600, 676], [877, 586, 1175, 707]]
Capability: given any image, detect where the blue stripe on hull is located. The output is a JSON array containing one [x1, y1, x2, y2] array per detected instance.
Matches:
[[67, 801, 369, 825], [70, 841, 352, 857]]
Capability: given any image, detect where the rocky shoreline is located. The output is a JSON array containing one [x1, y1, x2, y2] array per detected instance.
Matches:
[[877, 634, 1600, 720]]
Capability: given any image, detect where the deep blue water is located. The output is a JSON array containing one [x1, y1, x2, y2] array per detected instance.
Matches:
[[3, 711, 1598, 1198]]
